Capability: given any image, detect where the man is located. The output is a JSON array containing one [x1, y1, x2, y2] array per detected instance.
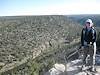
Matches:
[[81, 19, 96, 71]]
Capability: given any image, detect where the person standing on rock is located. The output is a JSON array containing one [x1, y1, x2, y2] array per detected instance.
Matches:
[[81, 19, 96, 71]]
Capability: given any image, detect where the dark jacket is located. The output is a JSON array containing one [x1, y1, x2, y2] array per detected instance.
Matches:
[[81, 27, 96, 46]]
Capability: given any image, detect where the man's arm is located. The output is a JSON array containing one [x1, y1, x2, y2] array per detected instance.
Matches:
[[81, 29, 84, 46]]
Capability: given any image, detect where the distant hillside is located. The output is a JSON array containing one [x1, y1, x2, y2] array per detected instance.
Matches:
[[68, 14, 100, 27], [0, 15, 82, 64], [0, 15, 84, 75]]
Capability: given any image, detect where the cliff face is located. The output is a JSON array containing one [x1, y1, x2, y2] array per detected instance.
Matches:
[[0, 15, 82, 74]]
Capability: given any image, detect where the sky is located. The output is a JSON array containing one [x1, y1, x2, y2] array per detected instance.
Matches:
[[0, 0, 100, 16]]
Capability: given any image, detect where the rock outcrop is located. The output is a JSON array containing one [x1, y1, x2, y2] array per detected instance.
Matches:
[[45, 55, 100, 75]]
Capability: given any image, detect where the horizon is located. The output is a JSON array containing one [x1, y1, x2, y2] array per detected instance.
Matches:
[[1, 0, 100, 16]]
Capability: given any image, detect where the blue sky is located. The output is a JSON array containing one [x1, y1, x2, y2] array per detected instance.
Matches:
[[0, 0, 100, 16]]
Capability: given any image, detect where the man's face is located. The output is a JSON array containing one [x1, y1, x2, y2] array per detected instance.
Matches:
[[85, 22, 90, 28]]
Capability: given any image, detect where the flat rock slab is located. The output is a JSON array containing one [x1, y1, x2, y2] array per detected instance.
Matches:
[[44, 63, 65, 75]]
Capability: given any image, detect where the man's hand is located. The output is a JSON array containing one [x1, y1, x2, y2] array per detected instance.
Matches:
[[88, 42, 93, 47]]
